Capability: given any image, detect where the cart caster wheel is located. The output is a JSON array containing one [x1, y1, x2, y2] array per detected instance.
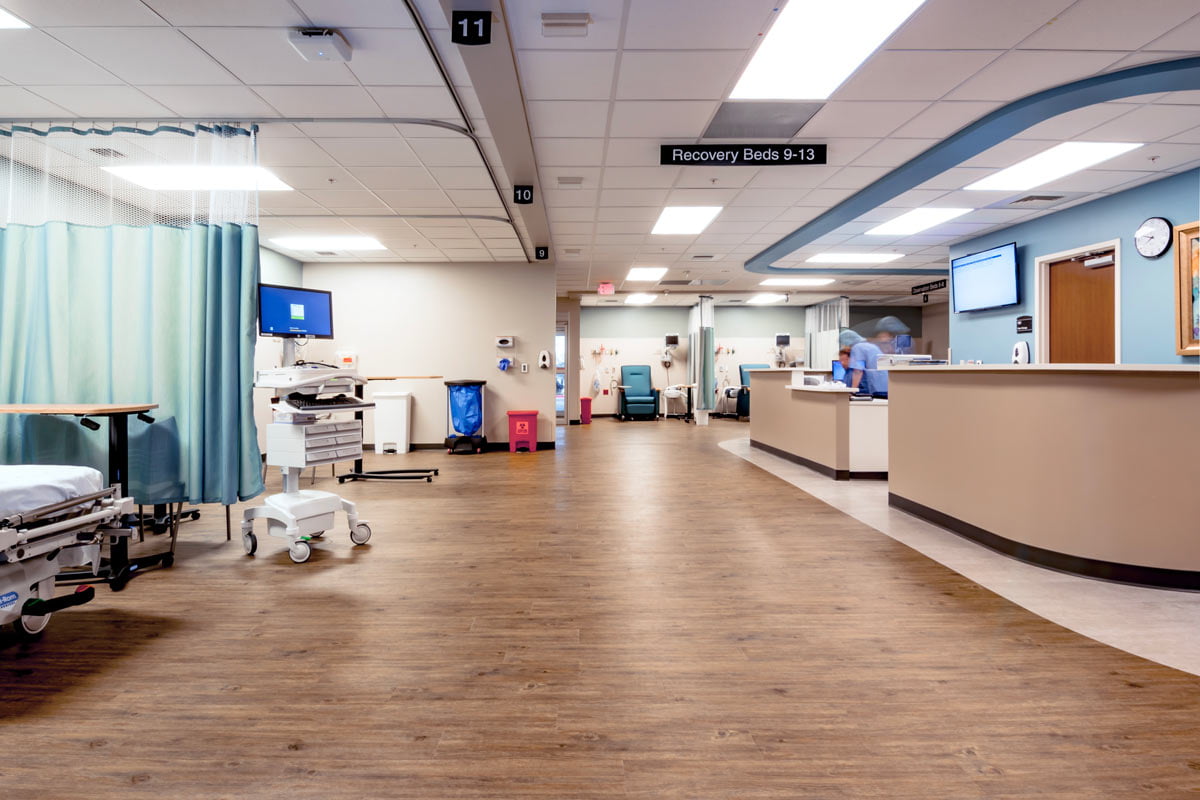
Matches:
[[243, 532, 257, 556], [350, 523, 371, 545], [152, 521, 169, 534], [188, 510, 201, 521], [11, 611, 51, 640], [160, 553, 175, 568], [109, 568, 131, 592], [426, 476, 432, 482], [289, 541, 312, 563]]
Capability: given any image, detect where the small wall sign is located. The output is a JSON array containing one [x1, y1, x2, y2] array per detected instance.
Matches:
[[1016, 315, 1033, 334], [911, 279, 947, 295]]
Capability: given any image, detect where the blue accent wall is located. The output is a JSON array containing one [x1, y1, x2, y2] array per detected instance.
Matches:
[[949, 169, 1199, 364]]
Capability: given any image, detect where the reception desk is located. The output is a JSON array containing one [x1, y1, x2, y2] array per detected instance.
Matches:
[[887, 364, 1200, 589], [748, 369, 888, 479]]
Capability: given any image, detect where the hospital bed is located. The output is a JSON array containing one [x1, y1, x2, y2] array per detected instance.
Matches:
[[0, 465, 133, 639]]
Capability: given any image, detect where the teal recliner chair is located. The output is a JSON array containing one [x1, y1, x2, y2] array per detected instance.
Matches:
[[737, 363, 771, 418], [617, 365, 660, 421]]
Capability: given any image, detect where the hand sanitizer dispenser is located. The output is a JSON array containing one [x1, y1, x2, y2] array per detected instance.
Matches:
[[1012, 341, 1030, 364]]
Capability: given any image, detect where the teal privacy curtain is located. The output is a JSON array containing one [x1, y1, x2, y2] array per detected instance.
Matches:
[[0, 123, 265, 505]]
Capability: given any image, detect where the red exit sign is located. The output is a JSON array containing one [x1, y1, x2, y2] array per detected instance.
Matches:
[[597, 282, 615, 296]]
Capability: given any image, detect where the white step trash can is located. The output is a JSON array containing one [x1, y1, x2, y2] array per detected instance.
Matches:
[[374, 390, 413, 454]]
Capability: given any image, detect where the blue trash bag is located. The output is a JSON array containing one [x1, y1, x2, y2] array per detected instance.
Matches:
[[449, 384, 483, 437]]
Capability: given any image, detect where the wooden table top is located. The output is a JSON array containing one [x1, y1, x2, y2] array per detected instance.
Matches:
[[0, 403, 159, 415]]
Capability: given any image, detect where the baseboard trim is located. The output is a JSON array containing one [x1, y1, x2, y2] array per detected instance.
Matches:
[[888, 493, 1200, 591], [750, 439, 846, 480]]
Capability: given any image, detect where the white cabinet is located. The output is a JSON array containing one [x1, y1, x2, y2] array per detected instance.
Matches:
[[266, 420, 362, 469]]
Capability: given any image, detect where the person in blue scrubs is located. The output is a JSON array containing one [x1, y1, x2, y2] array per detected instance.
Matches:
[[843, 316, 911, 396]]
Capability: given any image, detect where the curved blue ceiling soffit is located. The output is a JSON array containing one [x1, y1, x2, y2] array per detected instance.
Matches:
[[746, 56, 1200, 275]]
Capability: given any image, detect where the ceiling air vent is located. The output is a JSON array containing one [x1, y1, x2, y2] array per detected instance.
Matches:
[[563, 247, 583, 255], [1010, 194, 1064, 205], [658, 280, 693, 286], [840, 279, 868, 286], [557, 176, 584, 189], [690, 254, 715, 261], [315, 250, 337, 256], [988, 191, 1087, 211], [542, 12, 591, 37], [90, 147, 125, 158], [689, 279, 728, 286]]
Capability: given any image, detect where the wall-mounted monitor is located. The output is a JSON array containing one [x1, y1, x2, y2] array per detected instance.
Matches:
[[665, 333, 679, 346], [258, 283, 334, 338], [951, 242, 1018, 313], [775, 333, 791, 347]]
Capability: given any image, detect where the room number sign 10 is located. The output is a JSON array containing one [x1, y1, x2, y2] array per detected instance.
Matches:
[[451, 11, 491, 46]]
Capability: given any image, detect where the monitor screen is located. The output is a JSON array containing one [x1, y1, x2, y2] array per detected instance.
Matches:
[[775, 333, 791, 347], [831, 359, 847, 382], [258, 283, 334, 338], [951, 242, 1018, 312], [665, 333, 679, 346]]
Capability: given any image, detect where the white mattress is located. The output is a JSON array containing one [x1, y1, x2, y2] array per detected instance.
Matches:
[[0, 465, 105, 520]]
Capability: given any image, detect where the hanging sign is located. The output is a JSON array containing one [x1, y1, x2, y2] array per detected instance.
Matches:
[[534, 246, 549, 260], [911, 279, 947, 295], [659, 144, 826, 166], [513, 185, 534, 204], [451, 11, 491, 45]]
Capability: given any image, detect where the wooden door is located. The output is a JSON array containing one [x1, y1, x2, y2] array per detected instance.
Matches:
[[1048, 253, 1115, 363]]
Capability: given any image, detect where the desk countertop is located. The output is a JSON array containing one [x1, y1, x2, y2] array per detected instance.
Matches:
[[0, 403, 158, 415], [888, 363, 1200, 375], [784, 385, 856, 393]]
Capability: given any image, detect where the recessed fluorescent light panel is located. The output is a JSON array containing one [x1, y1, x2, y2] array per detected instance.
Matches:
[[271, 236, 386, 251], [760, 277, 836, 287], [0, 8, 29, 27], [731, 0, 927, 100], [964, 142, 1144, 192], [103, 165, 292, 191], [867, 208, 972, 236], [626, 267, 668, 281], [625, 293, 658, 305], [748, 293, 788, 305], [805, 253, 903, 264], [651, 206, 723, 235]]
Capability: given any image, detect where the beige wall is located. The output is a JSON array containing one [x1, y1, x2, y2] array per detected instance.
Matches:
[[581, 337, 691, 415], [300, 261, 557, 445], [889, 369, 1200, 570], [557, 298, 581, 423], [748, 371, 848, 472]]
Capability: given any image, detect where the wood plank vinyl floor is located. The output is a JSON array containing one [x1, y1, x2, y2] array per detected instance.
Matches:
[[2, 419, 1199, 798]]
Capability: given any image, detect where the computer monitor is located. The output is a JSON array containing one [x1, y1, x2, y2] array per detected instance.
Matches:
[[775, 333, 790, 347], [665, 333, 679, 346], [951, 241, 1018, 312], [258, 283, 334, 339], [831, 359, 847, 382]]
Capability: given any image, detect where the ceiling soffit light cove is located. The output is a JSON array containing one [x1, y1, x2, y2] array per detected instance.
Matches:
[[731, 0, 927, 100], [743, 56, 1200, 275]]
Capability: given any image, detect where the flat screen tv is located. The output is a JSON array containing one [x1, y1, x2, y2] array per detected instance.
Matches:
[[258, 283, 334, 338], [951, 242, 1018, 312]]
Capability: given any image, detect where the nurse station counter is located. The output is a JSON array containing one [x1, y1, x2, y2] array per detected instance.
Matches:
[[751, 363, 1200, 590]]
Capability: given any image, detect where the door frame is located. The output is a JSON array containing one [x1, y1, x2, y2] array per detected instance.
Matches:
[[1033, 238, 1122, 365]]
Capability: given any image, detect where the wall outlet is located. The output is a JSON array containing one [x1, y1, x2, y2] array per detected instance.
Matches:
[[520, 362, 529, 373]]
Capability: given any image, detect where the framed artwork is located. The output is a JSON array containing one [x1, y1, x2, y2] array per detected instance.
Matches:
[[1177, 221, 1199, 356]]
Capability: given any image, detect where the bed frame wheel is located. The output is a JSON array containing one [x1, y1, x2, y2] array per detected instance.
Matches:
[[242, 531, 257, 556], [12, 611, 51, 640], [289, 541, 312, 564], [350, 523, 371, 545]]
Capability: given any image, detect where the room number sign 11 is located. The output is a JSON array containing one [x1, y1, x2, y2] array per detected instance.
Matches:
[[451, 11, 491, 45]]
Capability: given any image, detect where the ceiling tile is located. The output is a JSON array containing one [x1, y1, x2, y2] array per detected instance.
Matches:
[[534, 137, 606, 167], [550, 206, 597, 222], [609, 101, 718, 138], [427, 166, 493, 189], [734, 189, 809, 206], [315, 137, 420, 166], [675, 166, 760, 189], [615, 51, 744, 100], [527, 101, 610, 138], [1145, 13, 1200, 50], [304, 188, 388, 208], [1010, 102, 1133, 140], [1078, 104, 1200, 142], [835, 50, 1001, 102], [52, 28, 236, 85], [800, 102, 929, 138], [254, 85, 383, 116], [31, 85, 172, 117], [855, 139, 939, 168], [746, 166, 837, 189], [140, 85, 280, 118], [345, 28, 443, 86], [6, 0, 165, 25], [889, 101, 1001, 139], [518, 51, 617, 100], [293, 0, 417, 27], [142, 0, 304, 25], [271, 165, 361, 190], [598, 188, 669, 206], [1020, 0, 1200, 50], [541, 189, 601, 207], [0, 87, 72, 117], [375, 189, 454, 208], [600, 166, 680, 189], [603, 138, 667, 167], [946, 50, 1125, 101], [184, 28, 357, 85], [408, 137, 481, 166], [0, 31, 121, 85], [623, 0, 778, 49], [368, 86, 461, 118], [446, 189, 503, 207], [348, 166, 438, 190], [886, 0, 1074, 49], [664, 188, 739, 205]]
